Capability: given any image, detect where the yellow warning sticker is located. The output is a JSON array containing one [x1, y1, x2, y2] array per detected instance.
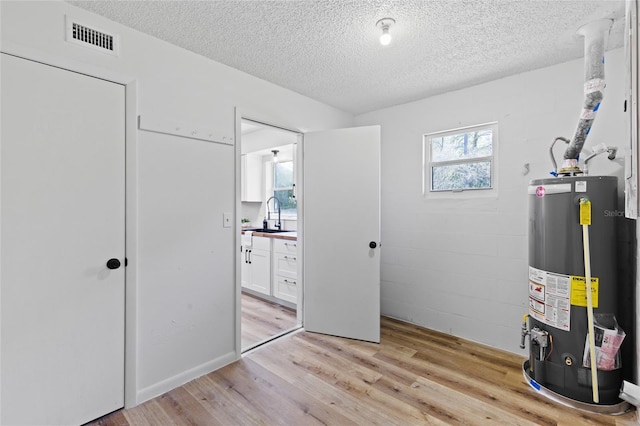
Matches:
[[570, 275, 599, 308], [579, 200, 591, 225]]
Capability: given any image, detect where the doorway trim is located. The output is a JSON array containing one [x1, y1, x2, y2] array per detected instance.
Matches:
[[234, 108, 305, 356], [1, 42, 139, 408]]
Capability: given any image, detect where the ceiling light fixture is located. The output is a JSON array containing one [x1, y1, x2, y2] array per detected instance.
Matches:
[[272, 149, 279, 163], [376, 18, 395, 46]]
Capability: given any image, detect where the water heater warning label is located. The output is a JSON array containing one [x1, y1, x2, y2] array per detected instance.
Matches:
[[528, 267, 601, 330], [569, 276, 599, 308], [528, 266, 571, 331]]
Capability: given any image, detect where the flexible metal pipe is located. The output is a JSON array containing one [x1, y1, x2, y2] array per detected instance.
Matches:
[[549, 136, 570, 175], [562, 20, 612, 168]]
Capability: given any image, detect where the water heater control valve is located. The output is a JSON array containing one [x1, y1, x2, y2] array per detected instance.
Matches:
[[531, 327, 550, 361], [531, 327, 549, 348]]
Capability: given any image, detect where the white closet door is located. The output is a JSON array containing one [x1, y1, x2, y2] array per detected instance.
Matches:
[[1, 54, 125, 425], [303, 125, 381, 343]]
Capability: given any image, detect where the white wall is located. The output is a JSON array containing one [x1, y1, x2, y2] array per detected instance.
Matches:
[[356, 48, 631, 355], [0, 0, 353, 406]]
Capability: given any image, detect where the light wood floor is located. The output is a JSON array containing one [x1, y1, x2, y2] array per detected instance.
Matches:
[[241, 292, 298, 350], [90, 317, 637, 425]]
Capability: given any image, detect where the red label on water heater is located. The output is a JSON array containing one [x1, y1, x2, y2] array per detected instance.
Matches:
[[535, 186, 545, 197]]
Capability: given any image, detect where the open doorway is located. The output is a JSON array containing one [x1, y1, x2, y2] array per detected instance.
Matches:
[[240, 118, 302, 351]]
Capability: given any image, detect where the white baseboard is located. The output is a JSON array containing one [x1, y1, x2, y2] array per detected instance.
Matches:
[[133, 351, 238, 407]]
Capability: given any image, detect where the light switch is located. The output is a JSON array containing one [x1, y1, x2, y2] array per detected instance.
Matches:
[[223, 212, 232, 228]]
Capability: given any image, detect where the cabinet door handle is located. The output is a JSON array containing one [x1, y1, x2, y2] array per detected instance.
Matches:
[[284, 242, 297, 248], [292, 183, 296, 199], [284, 256, 296, 261], [248, 249, 252, 264], [284, 279, 297, 285]]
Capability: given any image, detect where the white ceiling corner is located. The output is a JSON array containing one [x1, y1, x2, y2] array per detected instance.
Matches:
[[67, 0, 627, 115]]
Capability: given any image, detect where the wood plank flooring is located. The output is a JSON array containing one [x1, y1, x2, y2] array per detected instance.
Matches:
[[91, 317, 637, 425], [241, 292, 298, 350]]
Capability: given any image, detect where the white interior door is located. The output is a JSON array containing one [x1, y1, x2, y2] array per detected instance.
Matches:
[[1, 54, 125, 425], [303, 125, 380, 343]]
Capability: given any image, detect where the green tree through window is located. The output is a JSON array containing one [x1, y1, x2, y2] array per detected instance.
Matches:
[[424, 123, 497, 193], [274, 161, 296, 215]]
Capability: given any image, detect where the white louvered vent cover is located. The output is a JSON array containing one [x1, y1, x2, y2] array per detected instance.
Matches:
[[65, 16, 119, 56]]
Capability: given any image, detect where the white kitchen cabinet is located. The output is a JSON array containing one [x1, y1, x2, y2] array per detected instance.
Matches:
[[272, 239, 298, 304], [273, 275, 297, 304], [274, 252, 297, 278], [241, 153, 262, 202], [241, 236, 271, 295], [240, 245, 250, 288]]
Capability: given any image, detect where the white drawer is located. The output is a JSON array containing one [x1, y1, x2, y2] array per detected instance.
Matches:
[[274, 252, 297, 278], [251, 236, 271, 251], [274, 275, 297, 304], [273, 238, 297, 254]]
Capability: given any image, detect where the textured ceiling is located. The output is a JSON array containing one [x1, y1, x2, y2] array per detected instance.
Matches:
[[67, 0, 626, 115]]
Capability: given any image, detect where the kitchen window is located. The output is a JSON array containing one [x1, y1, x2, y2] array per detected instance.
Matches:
[[274, 161, 297, 217], [423, 122, 498, 195]]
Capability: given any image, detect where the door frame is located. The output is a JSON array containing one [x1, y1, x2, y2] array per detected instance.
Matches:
[[1, 43, 139, 408], [234, 108, 305, 355]]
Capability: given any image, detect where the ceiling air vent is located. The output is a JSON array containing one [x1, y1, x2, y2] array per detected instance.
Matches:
[[65, 16, 119, 56]]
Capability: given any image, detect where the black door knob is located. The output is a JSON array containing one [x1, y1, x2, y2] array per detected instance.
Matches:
[[106, 258, 121, 270], [369, 241, 377, 249]]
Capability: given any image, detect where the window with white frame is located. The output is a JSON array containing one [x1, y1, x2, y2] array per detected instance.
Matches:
[[273, 161, 297, 217], [423, 122, 497, 194]]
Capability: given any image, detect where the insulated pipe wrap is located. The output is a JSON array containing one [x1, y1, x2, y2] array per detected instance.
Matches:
[[563, 19, 612, 161]]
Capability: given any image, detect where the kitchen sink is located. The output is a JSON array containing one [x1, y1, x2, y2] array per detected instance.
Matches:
[[243, 228, 287, 233]]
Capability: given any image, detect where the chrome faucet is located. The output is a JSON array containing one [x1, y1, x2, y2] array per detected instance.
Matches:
[[266, 196, 281, 230]]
